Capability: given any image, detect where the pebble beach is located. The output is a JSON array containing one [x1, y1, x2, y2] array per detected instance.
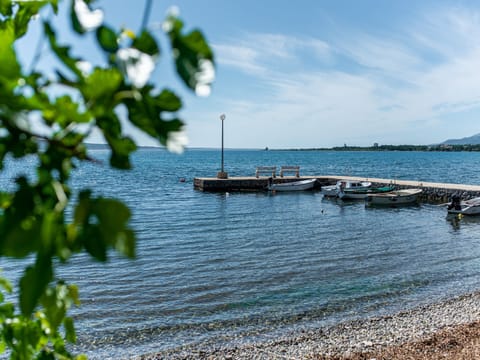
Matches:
[[136, 291, 480, 359]]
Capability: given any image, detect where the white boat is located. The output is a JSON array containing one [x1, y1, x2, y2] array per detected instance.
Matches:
[[366, 188, 423, 206], [321, 180, 372, 197], [447, 196, 480, 215], [268, 178, 317, 192], [338, 185, 395, 200], [338, 185, 396, 200]]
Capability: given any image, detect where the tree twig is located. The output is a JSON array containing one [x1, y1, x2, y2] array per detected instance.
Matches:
[[140, 0, 153, 30]]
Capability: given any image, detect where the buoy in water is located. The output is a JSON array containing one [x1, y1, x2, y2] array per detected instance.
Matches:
[[179, 177, 186, 183]]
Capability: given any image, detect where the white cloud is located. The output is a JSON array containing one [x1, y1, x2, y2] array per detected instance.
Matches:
[[214, 33, 332, 77], [338, 35, 424, 80], [213, 43, 266, 75], [205, 5, 480, 148]]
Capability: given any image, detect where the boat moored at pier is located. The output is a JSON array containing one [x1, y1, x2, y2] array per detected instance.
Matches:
[[338, 185, 396, 200], [447, 195, 480, 215], [321, 180, 372, 197], [366, 188, 423, 206], [268, 178, 317, 192]]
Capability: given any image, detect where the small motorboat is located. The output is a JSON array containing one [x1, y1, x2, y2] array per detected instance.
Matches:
[[268, 178, 317, 192], [447, 195, 480, 215], [321, 180, 372, 197], [338, 185, 396, 200], [366, 188, 423, 206]]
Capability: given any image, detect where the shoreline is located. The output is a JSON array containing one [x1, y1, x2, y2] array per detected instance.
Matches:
[[136, 291, 480, 359]]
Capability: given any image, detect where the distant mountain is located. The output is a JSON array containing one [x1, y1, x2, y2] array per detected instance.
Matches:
[[441, 133, 480, 145]]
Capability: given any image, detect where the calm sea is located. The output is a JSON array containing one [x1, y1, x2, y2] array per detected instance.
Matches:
[[2, 149, 480, 359]]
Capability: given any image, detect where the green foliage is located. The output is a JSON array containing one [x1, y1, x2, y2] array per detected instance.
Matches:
[[0, 0, 214, 358], [165, 15, 215, 94], [95, 26, 119, 53]]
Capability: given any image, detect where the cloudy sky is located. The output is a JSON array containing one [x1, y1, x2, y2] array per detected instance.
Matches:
[[18, 0, 480, 148]]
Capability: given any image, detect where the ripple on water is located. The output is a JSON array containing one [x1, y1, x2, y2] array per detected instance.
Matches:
[[3, 150, 480, 359]]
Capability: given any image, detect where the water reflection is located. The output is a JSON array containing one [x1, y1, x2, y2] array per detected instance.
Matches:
[[446, 213, 480, 231]]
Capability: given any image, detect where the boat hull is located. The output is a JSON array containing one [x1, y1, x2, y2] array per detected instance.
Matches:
[[338, 185, 395, 200], [321, 185, 339, 197], [321, 180, 371, 197], [447, 197, 480, 215], [268, 179, 316, 191], [366, 188, 423, 206]]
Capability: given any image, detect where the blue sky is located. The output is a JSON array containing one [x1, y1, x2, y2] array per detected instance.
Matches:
[[17, 0, 480, 148]]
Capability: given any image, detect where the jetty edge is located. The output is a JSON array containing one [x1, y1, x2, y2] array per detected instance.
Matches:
[[193, 175, 480, 203]]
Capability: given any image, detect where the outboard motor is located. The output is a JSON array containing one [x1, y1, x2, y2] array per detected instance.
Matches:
[[448, 195, 461, 210]]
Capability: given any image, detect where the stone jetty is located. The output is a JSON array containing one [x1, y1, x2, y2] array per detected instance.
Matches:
[[193, 175, 480, 203]]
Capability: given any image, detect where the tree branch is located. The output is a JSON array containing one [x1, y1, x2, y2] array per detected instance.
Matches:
[[140, 0, 153, 30]]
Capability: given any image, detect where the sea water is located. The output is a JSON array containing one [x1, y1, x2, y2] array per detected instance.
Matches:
[[2, 149, 480, 358]]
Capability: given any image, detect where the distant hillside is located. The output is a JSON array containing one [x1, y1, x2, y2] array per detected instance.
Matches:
[[441, 133, 480, 145]]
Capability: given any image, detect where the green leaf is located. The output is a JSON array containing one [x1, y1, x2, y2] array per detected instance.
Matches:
[[106, 135, 136, 170], [96, 113, 122, 138], [41, 283, 79, 334], [64, 317, 76, 343], [124, 87, 184, 144], [73, 190, 91, 224], [73, 192, 135, 260], [0, 179, 44, 258], [36, 350, 56, 360], [95, 198, 135, 258], [41, 211, 59, 252], [0, 276, 12, 293], [0, 0, 12, 16], [96, 25, 119, 53], [165, 16, 215, 93], [124, 91, 158, 138], [81, 67, 122, 107], [0, 338, 6, 354], [0, 192, 12, 209], [154, 89, 182, 112], [0, 23, 21, 83], [0, 303, 14, 318], [42, 95, 91, 128], [49, 0, 59, 14], [44, 21, 83, 78], [13, 1, 46, 38], [0, 219, 41, 257], [97, 199, 131, 227], [96, 113, 136, 169], [19, 256, 53, 316], [125, 96, 184, 145], [132, 30, 160, 57], [83, 224, 107, 261], [68, 284, 80, 306], [73, 192, 107, 261], [70, 0, 85, 34]]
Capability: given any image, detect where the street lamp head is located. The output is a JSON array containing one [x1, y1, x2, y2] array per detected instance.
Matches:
[[220, 114, 226, 121]]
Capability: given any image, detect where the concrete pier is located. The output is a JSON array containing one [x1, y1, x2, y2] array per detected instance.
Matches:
[[193, 175, 480, 203]]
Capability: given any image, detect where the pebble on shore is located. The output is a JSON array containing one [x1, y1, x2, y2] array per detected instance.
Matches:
[[135, 292, 480, 360]]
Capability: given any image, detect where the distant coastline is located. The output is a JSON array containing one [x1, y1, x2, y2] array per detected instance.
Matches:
[[85, 143, 480, 152], [270, 144, 480, 152]]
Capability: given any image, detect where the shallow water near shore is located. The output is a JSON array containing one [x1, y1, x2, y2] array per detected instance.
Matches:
[[2, 149, 480, 359]]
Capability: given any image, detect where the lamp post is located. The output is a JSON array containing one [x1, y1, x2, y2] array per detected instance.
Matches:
[[217, 114, 228, 179]]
